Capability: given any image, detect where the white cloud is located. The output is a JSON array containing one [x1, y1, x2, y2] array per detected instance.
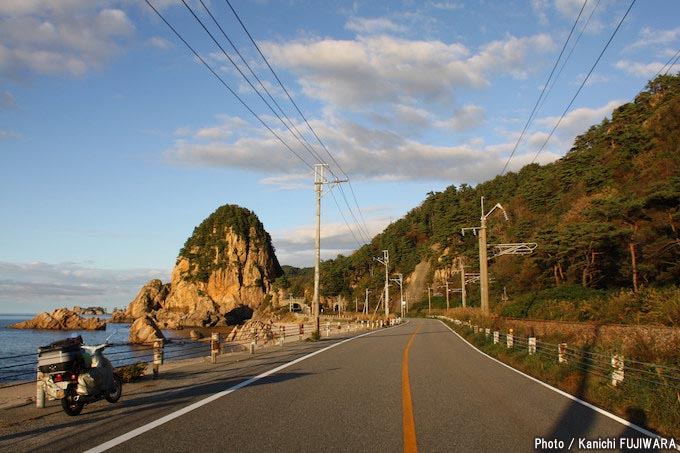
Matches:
[[345, 17, 407, 34], [260, 33, 553, 110], [534, 99, 626, 137], [147, 36, 172, 50], [0, 261, 170, 310], [627, 26, 680, 50], [165, 111, 510, 184], [434, 104, 486, 131], [428, 1, 464, 11], [0, 4, 134, 80], [554, 0, 587, 20], [531, 0, 550, 26], [615, 60, 675, 78], [468, 34, 554, 80], [259, 173, 309, 191], [0, 129, 20, 139], [272, 214, 392, 266]]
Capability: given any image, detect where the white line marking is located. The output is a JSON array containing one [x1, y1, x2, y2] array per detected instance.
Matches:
[[85, 329, 383, 452], [437, 319, 680, 448]]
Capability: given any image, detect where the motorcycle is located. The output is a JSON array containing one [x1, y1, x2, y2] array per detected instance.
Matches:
[[38, 334, 122, 416]]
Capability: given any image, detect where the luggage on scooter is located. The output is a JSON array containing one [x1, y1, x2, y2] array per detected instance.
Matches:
[[38, 336, 85, 373]]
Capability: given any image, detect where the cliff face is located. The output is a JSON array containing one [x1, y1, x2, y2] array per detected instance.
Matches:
[[123, 205, 283, 330]]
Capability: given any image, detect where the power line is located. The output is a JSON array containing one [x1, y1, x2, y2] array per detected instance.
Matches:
[[197, 0, 328, 168], [223, 0, 372, 242], [145, 0, 316, 171], [657, 47, 680, 77], [500, 0, 589, 176], [223, 0, 342, 176], [531, 0, 636, 165], [199, 0, 371, 244], [182, 0, 326, 167], [147, 0, 372, 255], [535, 0, 602, 116]]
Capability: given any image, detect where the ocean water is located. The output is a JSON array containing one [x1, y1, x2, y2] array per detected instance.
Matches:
[[0, 314, 213, 384]]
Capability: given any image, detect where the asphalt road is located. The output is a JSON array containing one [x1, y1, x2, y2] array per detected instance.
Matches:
[[1, 318, 661, 452]]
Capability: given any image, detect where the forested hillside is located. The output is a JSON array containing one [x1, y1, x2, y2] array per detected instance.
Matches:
[[300, 74, 680, 319]]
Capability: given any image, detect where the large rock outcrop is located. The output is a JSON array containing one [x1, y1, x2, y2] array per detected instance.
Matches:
[[121, 205, 283, 328], [128, 315, 166, 344], [9, 308, 106, 330]]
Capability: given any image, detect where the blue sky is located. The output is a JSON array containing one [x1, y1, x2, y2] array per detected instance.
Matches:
[[1, 0, 679, 313]]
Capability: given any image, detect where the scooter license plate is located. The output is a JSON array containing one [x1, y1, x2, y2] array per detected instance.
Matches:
[[44, 379, 69, 400]]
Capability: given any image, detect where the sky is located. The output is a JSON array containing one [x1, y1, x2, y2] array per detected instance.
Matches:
[[1, 0, 679, 313]]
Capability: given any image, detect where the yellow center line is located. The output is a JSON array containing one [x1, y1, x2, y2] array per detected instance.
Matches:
[[402, 323, 422, 453]]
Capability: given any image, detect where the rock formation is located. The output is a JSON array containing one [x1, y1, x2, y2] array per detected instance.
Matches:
[[128, 315, 166, 344], [9, 308, 106, 330], [121, 205, 283, 328], [72, 306, 107, 315]]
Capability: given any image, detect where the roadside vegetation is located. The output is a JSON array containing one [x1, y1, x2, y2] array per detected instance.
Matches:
[[434, 308, 680, 440], [115, 363, 148, 383]]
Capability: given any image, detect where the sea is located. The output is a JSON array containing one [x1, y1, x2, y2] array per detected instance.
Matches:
[[0, 313, 214, 384]]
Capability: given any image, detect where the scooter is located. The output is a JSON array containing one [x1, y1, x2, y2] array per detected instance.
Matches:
[[38, 334, 122, 416]]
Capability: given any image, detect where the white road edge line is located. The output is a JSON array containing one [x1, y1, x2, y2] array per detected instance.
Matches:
[[85, 327, 388, 453], [437, 319, 680, 449]]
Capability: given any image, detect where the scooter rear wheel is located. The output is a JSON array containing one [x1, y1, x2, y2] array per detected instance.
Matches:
[[62, 387, 84, 416], [105, 373, 122, 403]]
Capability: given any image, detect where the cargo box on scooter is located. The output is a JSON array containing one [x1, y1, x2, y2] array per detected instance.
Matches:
[[38, 336, 85, 373]]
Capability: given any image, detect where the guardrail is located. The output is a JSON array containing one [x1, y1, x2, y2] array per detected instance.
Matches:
[[0, 318, 396, 402], [434, 315, 680, 392]]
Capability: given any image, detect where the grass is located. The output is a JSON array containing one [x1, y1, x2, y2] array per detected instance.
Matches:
[[438, 316, 680, 440], [115, 362, 148, 383]]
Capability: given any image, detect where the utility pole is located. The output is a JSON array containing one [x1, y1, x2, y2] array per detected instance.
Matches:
[[390, 274, 404, 318], [364, 288, 371, 315], [313, 164, 347, 335], [426, 286, 432, 315], [459, 257, 467, 308], [373, 250, 390, 318], [462, 196, 508, 312]]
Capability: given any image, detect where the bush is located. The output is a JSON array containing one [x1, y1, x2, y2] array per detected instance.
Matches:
[[115, 362, 148, 383]]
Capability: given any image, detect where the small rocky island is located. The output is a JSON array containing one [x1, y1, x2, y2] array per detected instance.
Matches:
[[9, 308, 106, 330], [118, 204, 283, 343]]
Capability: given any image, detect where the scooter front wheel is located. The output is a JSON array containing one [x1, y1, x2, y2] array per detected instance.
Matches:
[[61, 386, 84, 416], [105, 373, 122, 403]]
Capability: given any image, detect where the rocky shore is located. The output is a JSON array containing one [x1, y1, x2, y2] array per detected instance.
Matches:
[[8, 308, 106, 330]]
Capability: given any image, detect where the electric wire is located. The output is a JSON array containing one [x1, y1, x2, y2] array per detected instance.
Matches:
[[668, 51, 680, 74], [658, 47, 680, 77], [145, 0, 315, 172], [182, 0, 324, 167], [191, 0, 372, 246], [196, 0, 329, 167], [531, 0, 636, 164], [500, 0, 589, 176], [329, 190, 363, 247], [223, 0, 372, 243], [535, 0, 602, 116]]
